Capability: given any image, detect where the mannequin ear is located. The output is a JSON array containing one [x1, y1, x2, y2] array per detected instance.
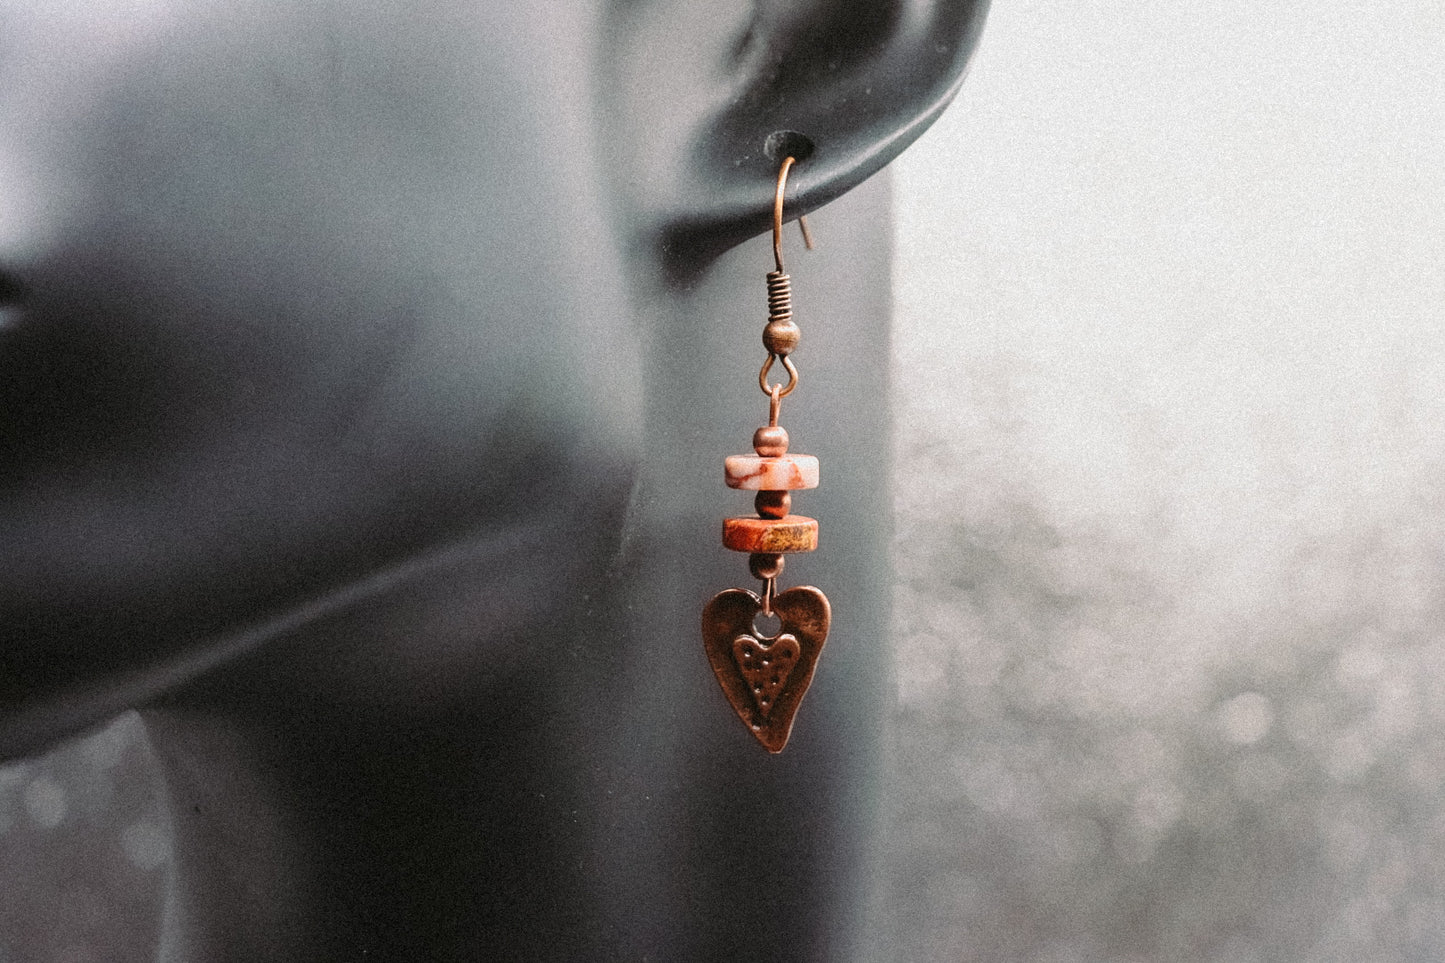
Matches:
[[601, 0, 990, 265]]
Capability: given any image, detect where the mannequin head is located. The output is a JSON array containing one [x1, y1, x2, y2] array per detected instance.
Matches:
[[0, 0, 644, 738], [1, 0, 988, 753], [2, 3, 988, 958]]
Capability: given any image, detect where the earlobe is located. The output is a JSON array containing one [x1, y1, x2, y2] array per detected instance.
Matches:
[[600, 0, 990, 265]]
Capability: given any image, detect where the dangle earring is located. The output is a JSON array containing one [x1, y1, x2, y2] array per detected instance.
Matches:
[[701, 156, 831, 754]]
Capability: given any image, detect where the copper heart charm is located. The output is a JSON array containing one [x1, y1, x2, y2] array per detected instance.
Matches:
[[701, 586, 831, 752]]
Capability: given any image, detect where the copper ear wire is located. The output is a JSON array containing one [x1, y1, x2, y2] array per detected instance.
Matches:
[[760, 156, 810, 400], [772, 156, 814, 274], [754, 156, 810, 629]]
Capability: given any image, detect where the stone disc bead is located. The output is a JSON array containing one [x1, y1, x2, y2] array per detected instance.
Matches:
[[723, 515, 818, 554], [724, 453, 819, 491]]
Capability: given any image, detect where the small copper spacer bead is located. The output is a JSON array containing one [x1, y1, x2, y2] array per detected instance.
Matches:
[[752, 425, 789, 457], [749, 552, 785, 580], [762, 320, 801, 356], [755, 489, 791, 519]]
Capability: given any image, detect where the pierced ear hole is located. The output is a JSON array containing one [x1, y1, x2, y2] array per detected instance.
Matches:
[[752, 611, 783, 640], [763, 131, 815, 164]]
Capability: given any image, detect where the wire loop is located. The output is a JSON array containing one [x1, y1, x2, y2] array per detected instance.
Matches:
[[759, 354, 799, 398]]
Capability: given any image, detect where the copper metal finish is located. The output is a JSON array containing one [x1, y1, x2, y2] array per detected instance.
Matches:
[[748, 552, 785, 580], [759, 158, 811, 399], [763, 318, 801, 356], [702, 155, 831, 752], [758, 354, 799, 398], [754, 489, 791, 519], [798, 215, 815, 251], [772, 156, 793, 271], [701, 586, 831, 753], [771, 155, 814, 273], [759, 576, 776, 617], [752, 425, 789, 457], [766, 271, 794, 325]]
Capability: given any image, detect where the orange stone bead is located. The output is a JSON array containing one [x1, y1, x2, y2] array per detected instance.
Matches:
[[722, 515, 818, 553]]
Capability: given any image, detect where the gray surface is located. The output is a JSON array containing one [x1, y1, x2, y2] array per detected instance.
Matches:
[[879, 0, 1445, 960]]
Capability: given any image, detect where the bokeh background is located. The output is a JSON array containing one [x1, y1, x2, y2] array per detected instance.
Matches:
[[875, 0, 1445, 960], [0, 714, 166, 963], [5, 1, 1445, 961]]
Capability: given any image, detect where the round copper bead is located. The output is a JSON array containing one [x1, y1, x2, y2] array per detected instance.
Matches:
[[752, 425, 789, 457], [722, 515, 818, 554], [754, 490, 791, 519], [763, 320, 801, 356], [748, 552, 786, 580]]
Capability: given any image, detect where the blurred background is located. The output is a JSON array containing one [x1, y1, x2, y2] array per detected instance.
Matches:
[[4, 1, 1445, 960], [0, 713, 165, 963], [876, 0, 1445, 960]]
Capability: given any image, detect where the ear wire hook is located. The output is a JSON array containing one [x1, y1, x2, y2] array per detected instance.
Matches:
[[772, 156, 814, 273], [761, 155, 812, 399]]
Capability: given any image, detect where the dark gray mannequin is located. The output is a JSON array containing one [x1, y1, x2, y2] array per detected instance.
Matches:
[[0, 1, 987, 959]]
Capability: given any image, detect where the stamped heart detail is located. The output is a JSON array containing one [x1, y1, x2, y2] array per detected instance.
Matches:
[[701, 586, 831, 752], [733, 633, 800, 719]]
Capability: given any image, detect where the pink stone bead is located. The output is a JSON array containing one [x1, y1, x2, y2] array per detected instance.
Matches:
[[724, 454, 819, 491]]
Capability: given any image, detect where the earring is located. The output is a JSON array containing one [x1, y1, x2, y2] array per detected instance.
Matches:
[[701, 156, 831, 753]]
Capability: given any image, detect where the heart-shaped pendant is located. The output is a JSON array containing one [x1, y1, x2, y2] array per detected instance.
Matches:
[[701, 586, 831, 752]]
